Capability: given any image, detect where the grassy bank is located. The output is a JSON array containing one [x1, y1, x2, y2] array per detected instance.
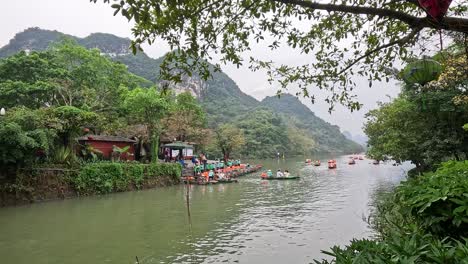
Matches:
[[314, 160, 468, 263], [0, 162, 182, 207]]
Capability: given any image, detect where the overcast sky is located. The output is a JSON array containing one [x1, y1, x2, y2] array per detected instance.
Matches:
[[0, 0, 404, 136]]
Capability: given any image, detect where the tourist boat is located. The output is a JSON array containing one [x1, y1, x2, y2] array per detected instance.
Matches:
[[313, 160, 321, 166], [217, 178, 238, 183], [261, 176, 300, 180], [196, 180, 218, 185], [372, 160, 380, 165], [305, 159, 312, 164], [328, 160, 337, 169], [348, 159, 356, 165], [358, 156, 364, 160]]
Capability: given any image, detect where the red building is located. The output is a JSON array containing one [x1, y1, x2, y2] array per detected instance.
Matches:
[[77, 135, 136, 161]]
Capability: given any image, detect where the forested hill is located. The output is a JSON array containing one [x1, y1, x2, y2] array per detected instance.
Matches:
[[260, 95, 363, 153], [0, 28, 258, 125], [0, 27, 362, 154]]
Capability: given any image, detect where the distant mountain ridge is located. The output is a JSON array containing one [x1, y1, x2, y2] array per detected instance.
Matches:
[[0, 27, 363, 153]]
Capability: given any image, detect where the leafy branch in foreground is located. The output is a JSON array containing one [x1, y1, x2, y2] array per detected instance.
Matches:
[[92, 0, 467, 110]]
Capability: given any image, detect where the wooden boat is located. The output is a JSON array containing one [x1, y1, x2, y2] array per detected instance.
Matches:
[[217, 178, 238, 183], [348, 159, 356, 165], [313, 160, 321, 166], [372, 160, 380, 165], [358, 156, 364, 160], [196, 180, 219, 185], [261, 176, 300, 180]]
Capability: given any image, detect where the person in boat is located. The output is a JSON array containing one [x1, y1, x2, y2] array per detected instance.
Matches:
[[193, 164, 200, 176], [200, 153, 207, 171], [261, 171, 267, 178], [284, 170, 290, 177], [267, 169, 273, 177], [208, 169, 215, 181], [276, 169, 284, 177], [217, 170, 225, 180]]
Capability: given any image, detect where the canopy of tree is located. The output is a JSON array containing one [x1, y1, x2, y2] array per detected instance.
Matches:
[[93, 0, 467, 110], [364, 47, 468, 171]]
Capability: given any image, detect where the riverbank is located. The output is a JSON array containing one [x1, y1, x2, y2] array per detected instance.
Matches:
[[0, 162, 182, 207]]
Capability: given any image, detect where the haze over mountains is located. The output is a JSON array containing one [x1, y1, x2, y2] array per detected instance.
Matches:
[[0, 27, 363, 153]]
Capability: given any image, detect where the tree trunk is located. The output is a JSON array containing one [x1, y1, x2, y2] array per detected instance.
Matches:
[[151, 134, 159, 163], [223, 149, 230, 162]]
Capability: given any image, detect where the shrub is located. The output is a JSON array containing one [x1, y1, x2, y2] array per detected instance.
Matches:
[[122, 163, 145, 189], [146, 163, 182, 180], [74, 162, 182, 194], [314, 235, 468, 264], [395, 160, 468, 239], [75, 162, 124, 194]]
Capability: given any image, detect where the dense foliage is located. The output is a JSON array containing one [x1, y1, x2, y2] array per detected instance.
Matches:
[[0, 107, 55, 171], [162, 91, 207, 144], [123, 87, 171, 162], [365, 50, 468, 171], [75, 162, 181, 194], [315, 161, 468, 263], [237, 109, 290, 158], [0, 41, 197, 177], [212, 124, 246, 161]]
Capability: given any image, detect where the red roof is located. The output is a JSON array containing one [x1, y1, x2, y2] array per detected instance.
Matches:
[[77, 135, 136, 143]]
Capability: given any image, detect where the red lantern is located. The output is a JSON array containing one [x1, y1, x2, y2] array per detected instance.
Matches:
[[418, 0, 452, 20]]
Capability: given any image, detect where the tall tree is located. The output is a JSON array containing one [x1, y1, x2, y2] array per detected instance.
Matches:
[[162, 91, 206, 143], [93, 0, 467, 110], [214, 124, 245, 161], [123, 87, 171, 162], [0, 40, 149, 116]]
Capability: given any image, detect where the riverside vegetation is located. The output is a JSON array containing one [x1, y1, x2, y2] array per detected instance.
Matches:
[[0, 37, 360, 205], [314, 43, 468, 262]]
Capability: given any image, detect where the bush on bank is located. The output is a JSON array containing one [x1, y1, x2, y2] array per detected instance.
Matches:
[[314, 160, 468, 263], [74, 162, 182, 194]]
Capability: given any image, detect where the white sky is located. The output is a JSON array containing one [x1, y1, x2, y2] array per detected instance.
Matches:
[[0, 0, 404, 136]]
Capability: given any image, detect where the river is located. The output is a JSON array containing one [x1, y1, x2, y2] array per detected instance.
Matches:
[[0, 155, 412, 264]]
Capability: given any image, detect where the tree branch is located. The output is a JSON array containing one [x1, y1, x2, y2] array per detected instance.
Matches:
[[337, 27, 422, 76], [272, 0, 468, 33]]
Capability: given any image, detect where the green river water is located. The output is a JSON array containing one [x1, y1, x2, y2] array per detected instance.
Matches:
[[0, 155, 412, 264]]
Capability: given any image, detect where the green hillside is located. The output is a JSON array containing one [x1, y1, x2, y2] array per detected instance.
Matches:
[[0, 27, 362, 155], [260, 94, 363, 153]]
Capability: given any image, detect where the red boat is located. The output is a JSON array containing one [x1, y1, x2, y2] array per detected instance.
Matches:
[[328, 160, 337, 169]]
